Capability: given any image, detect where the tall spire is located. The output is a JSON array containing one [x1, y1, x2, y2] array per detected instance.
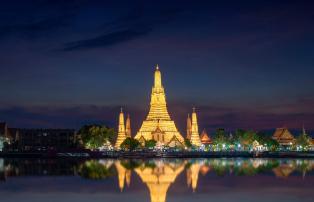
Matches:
[[115, 108, 126, 149], [147, 65, 170, 120], [135, 66, 185, 147], [126, 114, 132, 138], [186, 114, 192, 140], [190, 108, 201, 146], [154, 64, 162, 88]]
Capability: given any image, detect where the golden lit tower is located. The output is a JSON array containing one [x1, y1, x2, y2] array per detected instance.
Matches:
[[186, 114, 192, 140], [115, 108, 126, 149], [190, 108, 201, 146], [126, 114, 132, 138], [147, 64, 170, 120], [135, 65, 185, 147]]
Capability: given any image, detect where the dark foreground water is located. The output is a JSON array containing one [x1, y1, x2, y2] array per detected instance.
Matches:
[[0, 158, 313, 202]]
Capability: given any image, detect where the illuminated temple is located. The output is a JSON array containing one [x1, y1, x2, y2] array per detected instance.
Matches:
[[134, 65, 185, 147], [114, 65, 203, 148], [115, 108, 127, 149]]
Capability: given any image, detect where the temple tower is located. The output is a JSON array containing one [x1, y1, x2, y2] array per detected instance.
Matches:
[[186, 114, 192, 140], [115, 108, 126, 149], [126, 114, 132, 138], [146, 64, 171, 120], [135, 65, 184, 147], [190, 108, 201, 146]]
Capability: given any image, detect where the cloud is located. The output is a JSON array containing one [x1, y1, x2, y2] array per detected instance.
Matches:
[[0, 1, 81, 40], [61, 7, 181, 51], [62, 28, 152, 51], [0, 16, 71, 40]]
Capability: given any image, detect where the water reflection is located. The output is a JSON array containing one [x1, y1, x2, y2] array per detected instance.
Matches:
[[78, 160, 116, 180], [135, 160, 185, 202], [1, 158, 314, 202]]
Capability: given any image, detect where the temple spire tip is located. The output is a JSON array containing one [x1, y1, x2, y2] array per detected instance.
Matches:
[[156, 64, 159, 70]]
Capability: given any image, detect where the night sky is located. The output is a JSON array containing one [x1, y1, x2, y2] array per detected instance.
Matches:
[[0, 0, 314, 133]]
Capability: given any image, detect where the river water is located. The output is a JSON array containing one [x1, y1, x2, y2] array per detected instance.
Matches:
[[0, 158, 313, 202]]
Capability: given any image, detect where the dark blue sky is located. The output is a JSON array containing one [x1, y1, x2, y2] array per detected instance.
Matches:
[[0, 0, 314, 133]]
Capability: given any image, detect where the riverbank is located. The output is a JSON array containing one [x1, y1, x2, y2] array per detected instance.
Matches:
[[1, 151, 314, 158]]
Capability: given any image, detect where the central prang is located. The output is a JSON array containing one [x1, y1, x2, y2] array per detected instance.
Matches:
[[134, 65, 185, 147]]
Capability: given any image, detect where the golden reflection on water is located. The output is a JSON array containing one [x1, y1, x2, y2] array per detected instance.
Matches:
[[134, 160, 186, 202], [1, 158, 314, 202], [80, 158, 313, 202]]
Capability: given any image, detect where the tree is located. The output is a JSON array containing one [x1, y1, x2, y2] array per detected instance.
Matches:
[[266, 138, 279, 151], [296, 133, 311, 150], [79, 125, 115, 150], [145, 139, 157, 148], [233, 129, 257, 150], [256, 132, 279, 151], [120, 137, 141, 151], [213, 128, 228, 150], [184, 139, 192, 148], [242, 130, 257, 146]]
